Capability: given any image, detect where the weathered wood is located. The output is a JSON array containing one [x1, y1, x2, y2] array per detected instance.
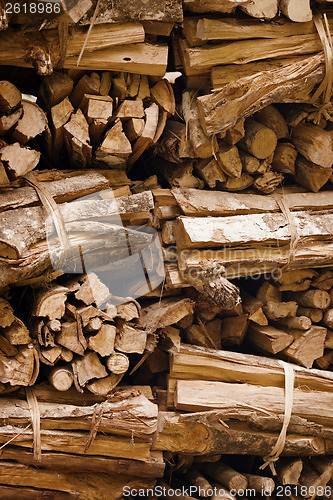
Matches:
[[279, 326, 327, 368], [272, 142, 297, 175], [172, 188, 333, 217], [170, 344, 333, 393], [48, 366, 74, 391], [38, 71, 74, 110], [0, 80, 21, 112], [175, 211, 333, 249], [0, 142, 40, 179], [291, 123, 333, 169], [276, 458, 303, 484], [197, 54, 324, 136], [174, 378, 333, 425], [247, 322, 293, 354], [238, 118, 277, 159], [202, 463, 248, 492], [0, 461, 154, 500], [0, 447, 164, 478]]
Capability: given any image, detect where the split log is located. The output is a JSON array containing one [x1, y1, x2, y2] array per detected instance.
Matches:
[[170, 344, 333, 392], [280, 0, 312, 22], [272, 143, 297, 175], [174, 378, 333, 425], [0, 142, 40, 178], [63, 108, 92, 168], [202, 463, 248, 491], [279, 326, 327, 368], [291, 123, 333, 169], [197, 53, 325, 136], [0, 447, 164, 478], [0, 80, 21, 112], [38, 71, 74, 110], [0, 461, 154, 500], [10, 100, 47, 144], [171, 188, 333, 217], [247, 323, 293, 353], [175, 211, 333, 249]]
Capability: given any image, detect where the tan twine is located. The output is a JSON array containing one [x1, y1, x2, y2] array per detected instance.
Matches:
[[309, 13, 333, 123], [273, 193, 300, 269], [25, 387, 42, 462], [23, 171, 70, 252], [260, 361, 295, 475]]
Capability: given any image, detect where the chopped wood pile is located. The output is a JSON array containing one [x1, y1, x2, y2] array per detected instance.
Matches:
[[0, 0, 333, 498]]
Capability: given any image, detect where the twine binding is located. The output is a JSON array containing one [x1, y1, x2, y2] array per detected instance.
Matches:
[[260, 361, 295, 475], [26, 387, 42, 462]]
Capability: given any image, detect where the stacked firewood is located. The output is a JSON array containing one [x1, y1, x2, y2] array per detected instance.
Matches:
[[0, 386, 163, 499], [153, 99, 332, 194], [0, 71, 175, 183], [161, 454, 333, 500], [0, 0, 183, 76]]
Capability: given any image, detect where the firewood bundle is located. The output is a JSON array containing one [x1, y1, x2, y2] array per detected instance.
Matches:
[[0, 0, 184, 76], [0, 386, 163, 499], [0, 71, 175, 182], [161, 455, 333, 500], [154, 99, 332, 194]]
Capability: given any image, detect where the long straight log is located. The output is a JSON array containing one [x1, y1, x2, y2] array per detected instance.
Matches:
[[175, 212, 333, 249], [0, 447, 165, 478], [170, 344, 333, 392], [174, 379, 333, 425], [0, 390, 157, 436], [184, 34, 325, 71], [155, 411, 333, 456], [0, 461, 155, 500], [197, 53, 324, 135], [0, 425, 152, 460], [0, 172, 110, 212], [171, 188, 333, 217]]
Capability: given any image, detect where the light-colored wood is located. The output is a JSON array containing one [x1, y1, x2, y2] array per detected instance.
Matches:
[[174, 377, 333, 425], [238, 119, 277, 160], [210, 56, 311, 88], [244, 473, 275, 494], [182, 90, 218, 159], [276, 315, 312, 330], [72, 351, 108, 387], [0, 142, 40, 179], [106, 352, 129, 374], [88, 324, 116, 357], [272, 142, 297, 175], [285, 290, 331, 309], [195, 15, 326, 42], [63, 108, 92, 168], [48, 366, 74, 392], [217, 145, 243, 178], [323, 309, 333, 330], [175, 211, 333, 249], [194, 158, 227, 188], [291, 123, 333, 169], [115, 320, 147, 354], [185, 33, 324, 71], [279, 326, 327, 368], [297, 307, 323, 323], [280, 0, 312, 22], [263, 301, 298, 320], [0, 344, 38, 386], [253, 105, 289, 139], [170, 343, 333, 393], [11, 100, 47, 144], [198, 53, 324, 136], [172, 188, 333, 217], [295, 156, 332, 192]]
